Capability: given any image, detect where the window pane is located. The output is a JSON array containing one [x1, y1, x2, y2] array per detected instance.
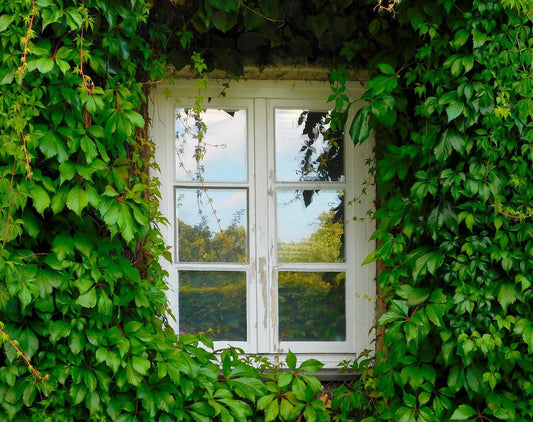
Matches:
[[277, 190, 344, 263], [175, 108, 247, 182], [179, 270, 246, 341], [275, 109, 344, 182], [278, 271, 345, 341], [177, 188, 247, 263]]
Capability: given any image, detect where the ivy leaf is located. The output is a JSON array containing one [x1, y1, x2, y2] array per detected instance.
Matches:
[[67, 184, 90, 216], [446, 100, 464, 122], [35, 57, 55, 74], [265, 398, 279, 422], [131, 355, 151, 376], [81, 136, 98, 163], [450, 404, 477, 420], [49, 320, 72, 343], [209, 0, 239, 12], [299, 359, 323, 373], [123, 110, 145, 129], [377, 63, 395, 75], [52, 232, 74, 260], [286, 350, 297, 370], [435, 128, 466, 162], [32, 184, 51, 215], [211, 11, 238, 32], [451, 29, 470, 50], [0, 15, 15, 32], [349, 107, 370, 143], [76, 287, 97, 308], [498, 284, 518, 312]]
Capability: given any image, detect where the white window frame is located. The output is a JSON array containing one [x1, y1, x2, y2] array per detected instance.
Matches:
[[150, 79, 375, 368]]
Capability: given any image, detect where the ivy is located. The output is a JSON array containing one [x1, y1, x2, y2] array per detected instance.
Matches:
[[349, 0, 533, 420], [2, 0, 532, 420]]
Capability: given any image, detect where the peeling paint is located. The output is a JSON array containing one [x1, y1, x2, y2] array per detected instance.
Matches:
[[258, 256, 268, 329]]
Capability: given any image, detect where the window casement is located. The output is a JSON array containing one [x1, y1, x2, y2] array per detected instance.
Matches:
[[151, 79, 375, 368]]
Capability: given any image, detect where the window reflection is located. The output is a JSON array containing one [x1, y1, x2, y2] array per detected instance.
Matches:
[[179, 270, 247, 341], [277, 190, 344, 263], [279, 271, 346, 341], [175, 108, 247, 182], [177, 188, 247, 263], [275, 109, 344, 182]]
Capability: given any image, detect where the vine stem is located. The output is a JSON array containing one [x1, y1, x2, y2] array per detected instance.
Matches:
[[241, 3, 285, 26], [18, 0, 36, 73], [0, 324, 48, 381], [79, 1, 93, 93], [1, 152, 18, 250]]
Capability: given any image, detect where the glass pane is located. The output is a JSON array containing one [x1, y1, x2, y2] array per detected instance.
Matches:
[[177, 188, 247, 263], [277, 190, 344, 263], [275, 109, 344, 182], [179, 270, 246, 341], [175, 108, 247, 182], [279, 271, 345, 341]]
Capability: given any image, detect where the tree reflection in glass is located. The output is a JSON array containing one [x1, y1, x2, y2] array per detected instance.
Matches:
[[175, 108, 247, 182], [179, 270, 247, 341], [176, 188, 247, 263], [277, 190, 344, 263], [275, 109, 344, 182], [279, 271, 346, 341]]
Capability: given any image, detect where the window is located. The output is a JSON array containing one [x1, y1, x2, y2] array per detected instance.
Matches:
[[151, 79, 375, 367]]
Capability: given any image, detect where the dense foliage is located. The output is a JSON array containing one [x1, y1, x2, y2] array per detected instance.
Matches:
[[349, 0, 533, 420], [0, 0, 372, 421], [1, 0, 532, 421]]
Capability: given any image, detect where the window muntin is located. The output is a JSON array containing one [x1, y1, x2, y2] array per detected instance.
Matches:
[[152, 80, 375, 364]]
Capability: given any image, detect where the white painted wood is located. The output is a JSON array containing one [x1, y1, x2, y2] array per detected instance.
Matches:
[[149, 79, 375, 366]]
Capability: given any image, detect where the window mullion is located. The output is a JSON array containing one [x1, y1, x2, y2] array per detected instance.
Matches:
[[253, 98, 271, 353]]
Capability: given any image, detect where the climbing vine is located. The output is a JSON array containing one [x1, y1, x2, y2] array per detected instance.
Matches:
[[1, 0, 532, 421], [348, 0, 533, 420]]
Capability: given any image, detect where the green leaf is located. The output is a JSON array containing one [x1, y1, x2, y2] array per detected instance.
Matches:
[[211, 11, 238, 32], [278, 371, 293, 388], [377, 63, 395, 75], [209, 0, 239, 12], [349, 107, 370, 143], [32, 184, 51, 215], [35, 57, 55, 74], [299, 359, 323, 373], [0, 15, 15, 32], [66, 184, 90, 215], [123, 110, 145, 128], [51, 187, 68, 214], [451, 29, 469, 49], [52, 232, 74, 260], [131, 355, 151, 375], [59, 161, 76, 184], [446, 100, 464, 122], [81, 136, 98, 163], [49, 320, 72, 342], [286, 350, 297, 370], [265, 397, 279, 422], [450, 404, 477, 420], [498, 284, 518, 312], [76, 288, 97, 308], [257, 394, 276, 411], [435, 129, 465, 162]]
